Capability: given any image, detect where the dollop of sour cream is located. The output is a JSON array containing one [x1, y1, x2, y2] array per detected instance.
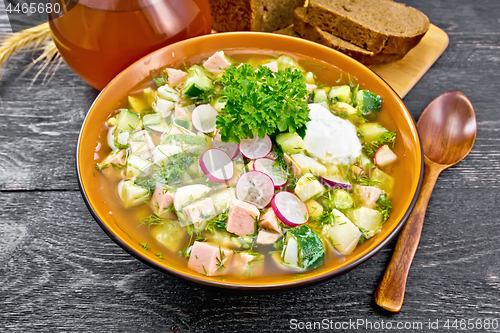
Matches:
[[304, 103, 362, 164]]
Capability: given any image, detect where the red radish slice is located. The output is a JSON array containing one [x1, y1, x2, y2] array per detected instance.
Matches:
[[192, 104, 218, 133], [199, 149, 234, 183], [319, 175, 352, 190], [253, 158, 288, 188], [239, 135, 272, 159], [236, 170, 274, 208], [374, 144, 397, 167], [212, 132, 240, 159], [272, 191, 309, 227]]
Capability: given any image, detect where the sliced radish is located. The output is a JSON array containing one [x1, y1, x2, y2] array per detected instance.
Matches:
[[236, 170, 274, 208], [212, 131, 240, 159], [319, 175, 353, 190], [199, 149, 234, 183], [253, 158, 288, 188], [192, 104, 218, 133], [272, 191, 309, 227], [239, 135, 272, 159], [374, 145, 397, 167]]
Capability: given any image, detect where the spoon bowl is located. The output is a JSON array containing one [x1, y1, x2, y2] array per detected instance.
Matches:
[[374, 91, 476, 312], [419, 91, 477, 165]]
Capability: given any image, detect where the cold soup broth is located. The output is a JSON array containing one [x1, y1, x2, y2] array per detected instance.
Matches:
[[93, 50, 403, 280]]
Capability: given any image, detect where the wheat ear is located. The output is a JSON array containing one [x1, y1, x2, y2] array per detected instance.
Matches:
[[0, 22, 54, 80]]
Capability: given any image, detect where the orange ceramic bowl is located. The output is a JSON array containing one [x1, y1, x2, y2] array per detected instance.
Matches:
[[77, 32, 423, 289]]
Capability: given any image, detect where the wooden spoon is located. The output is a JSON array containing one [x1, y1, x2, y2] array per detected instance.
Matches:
[[374, 91, 477, 313]]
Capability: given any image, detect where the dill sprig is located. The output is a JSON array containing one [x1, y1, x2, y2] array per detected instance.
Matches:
[[205, 213, 228, 235], [376, 193, 393, 222], [362, 130, 396, 159]]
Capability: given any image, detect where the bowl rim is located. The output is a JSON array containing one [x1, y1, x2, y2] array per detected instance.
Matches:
[[76, 31, 424, 290]]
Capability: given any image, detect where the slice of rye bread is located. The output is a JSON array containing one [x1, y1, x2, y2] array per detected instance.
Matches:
[[209, 0, 306, 32], [292, 8, 405, 66], [305, 0, 430, 54]]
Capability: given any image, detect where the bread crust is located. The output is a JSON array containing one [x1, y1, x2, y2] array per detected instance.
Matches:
[[292, 8, 405, 66], [306, 0, 429, 54], [209, 0, 306, 32]]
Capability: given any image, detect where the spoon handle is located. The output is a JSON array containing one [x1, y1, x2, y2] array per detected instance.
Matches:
[[374, 158, 442, 312]]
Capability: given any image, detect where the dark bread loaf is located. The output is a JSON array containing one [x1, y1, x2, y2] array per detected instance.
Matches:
[[209, 0, 306, 32], [292, 8, 405, 65], [305, 0, 429, 54]]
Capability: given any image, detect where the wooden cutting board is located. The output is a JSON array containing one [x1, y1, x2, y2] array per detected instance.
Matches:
[[369, 24, 449, 98]]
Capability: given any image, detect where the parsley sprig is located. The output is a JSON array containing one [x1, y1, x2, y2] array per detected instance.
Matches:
[[216, 64, 310, 144]]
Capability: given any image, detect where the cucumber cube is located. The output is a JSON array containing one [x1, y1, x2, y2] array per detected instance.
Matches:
[[332, 189, 354, 209], [182, 65, 214, 97], [142, 113, 161, 127], [328, 85, 352, 103], [359, 122, 388, 142], [312, 89, 328, 103], [276, 132, 304, 154], [115, 109, 140, 133]]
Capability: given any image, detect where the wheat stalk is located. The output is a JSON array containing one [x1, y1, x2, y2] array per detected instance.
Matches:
[[0, 22, 61, 83]]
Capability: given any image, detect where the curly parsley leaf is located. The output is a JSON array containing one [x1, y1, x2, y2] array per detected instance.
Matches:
[[216, 64, 310, 144]]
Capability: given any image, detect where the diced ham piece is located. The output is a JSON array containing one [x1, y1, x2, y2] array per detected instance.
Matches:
[[182, 197, 216, 229], [283, 153, 302, 177], [262, 61, 278, 72], [150, 183, 177, 220], [231, 252, 263, 276], [188, 241, 233, 276], [357, 186, 382, 209], [256, 230, 281, 245], [259, 207, 281, 233], [174, 103, 190, 120], [306, 84, 317, 94], [129, 130, 155, 159], [203, 51, 231, 73], [226, 198, 260, 236], [165, 68, 187, 87]]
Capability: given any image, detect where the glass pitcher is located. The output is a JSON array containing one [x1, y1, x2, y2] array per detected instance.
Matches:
[[49, 0, 212, 90]]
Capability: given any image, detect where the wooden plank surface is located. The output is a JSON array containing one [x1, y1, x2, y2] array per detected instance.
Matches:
[[1, 0, 500, 332], [371, 24, 449, 98]]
